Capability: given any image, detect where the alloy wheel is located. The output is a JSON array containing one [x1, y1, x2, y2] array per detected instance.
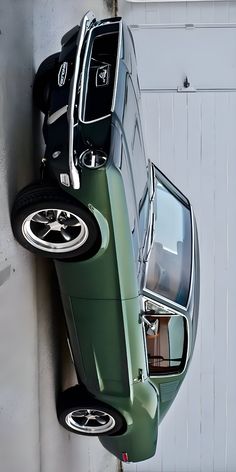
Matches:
[[22, 208, 89, 253], [65, 408, 116, 434]]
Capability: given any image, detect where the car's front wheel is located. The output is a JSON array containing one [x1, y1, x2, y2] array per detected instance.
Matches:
[[11, 185, 101, 260], [57, 386, 126, 436]]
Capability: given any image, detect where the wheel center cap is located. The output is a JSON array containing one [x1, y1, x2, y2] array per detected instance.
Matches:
[[49, 221, 62, 231], [86, 415, 98, 421]]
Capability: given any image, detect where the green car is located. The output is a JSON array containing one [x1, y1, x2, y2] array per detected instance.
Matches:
[[11, 11, 200, 463]]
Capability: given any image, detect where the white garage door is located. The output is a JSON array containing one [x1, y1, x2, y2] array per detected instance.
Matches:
[[124, 22, 236, 472], [131, 25, 236, 91]]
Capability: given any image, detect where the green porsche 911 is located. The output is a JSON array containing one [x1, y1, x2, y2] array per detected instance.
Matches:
[[11, 11, 200, 463]]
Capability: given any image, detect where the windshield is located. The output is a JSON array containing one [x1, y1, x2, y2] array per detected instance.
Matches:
[[144, 313, 188, 376], [145, 180, 192, 307]]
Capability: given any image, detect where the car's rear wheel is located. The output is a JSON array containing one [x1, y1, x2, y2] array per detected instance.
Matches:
[[11, 185, 101, 260], [33, 53, 59, 113], [57, 386, 126, 436]]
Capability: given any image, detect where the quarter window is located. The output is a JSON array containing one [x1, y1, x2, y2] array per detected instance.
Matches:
[[144, 313, 187, 376]]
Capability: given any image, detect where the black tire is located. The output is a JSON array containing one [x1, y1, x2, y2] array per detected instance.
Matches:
[[11, 185, 101, 260], [33, 53, 59, 113], [57, 385, 126, 437]]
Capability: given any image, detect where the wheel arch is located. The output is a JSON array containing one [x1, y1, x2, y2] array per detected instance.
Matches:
[[11, 184, 102, 261]]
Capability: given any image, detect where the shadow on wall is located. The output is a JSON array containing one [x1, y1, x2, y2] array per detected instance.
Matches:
[[103, 0, 118, 16]]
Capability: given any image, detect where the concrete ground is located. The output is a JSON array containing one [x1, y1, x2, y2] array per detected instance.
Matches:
[[0, 1, 119, 472]]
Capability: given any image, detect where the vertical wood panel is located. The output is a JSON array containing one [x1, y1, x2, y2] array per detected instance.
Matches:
[[125, 91, 236, 472], [198, 93, 215, 472], [185, 94, 202, 472], [229, 1, 236, 21], [212, 93, 229, 472], [225, 95, 236, 472], [119, 1, 236, 24], [122, 2, 236, 471]]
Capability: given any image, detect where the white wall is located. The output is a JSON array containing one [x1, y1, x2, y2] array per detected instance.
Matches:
[[120, 0, 236, 24], [119, 1, 236, 471]]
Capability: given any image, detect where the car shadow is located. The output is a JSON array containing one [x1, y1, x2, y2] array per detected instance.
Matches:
[[0, 0, 77, 422], [36, 258, 77, 400]]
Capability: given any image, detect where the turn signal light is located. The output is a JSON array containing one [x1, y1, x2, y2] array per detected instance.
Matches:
[[122, 452, 129, 462]]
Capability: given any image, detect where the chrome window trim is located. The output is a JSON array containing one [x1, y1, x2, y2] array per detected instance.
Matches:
[[142, 161, 155, 262], [141, 296, 190, 378], [78, 21, 122, 125], [67, 11, 96, 189], [142, 172, 195, 311], [111, 21, 123, 112], [144, 288, 189, 313], [187, 206, 195, 309], [148, 160, 155, 202], [143, 206, 154, 262]]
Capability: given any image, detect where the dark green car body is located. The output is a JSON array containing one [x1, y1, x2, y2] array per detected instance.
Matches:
[[55, 165, 199, 462], [11, 11, 200, 463]]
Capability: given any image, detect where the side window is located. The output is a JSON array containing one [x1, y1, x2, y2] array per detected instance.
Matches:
[[144, 314, 187, 376], [145, 180, 192, 307]]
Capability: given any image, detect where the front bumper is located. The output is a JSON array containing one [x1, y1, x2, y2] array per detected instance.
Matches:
[[45, 11, 122, 190], [66, 11, 96, 189]]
